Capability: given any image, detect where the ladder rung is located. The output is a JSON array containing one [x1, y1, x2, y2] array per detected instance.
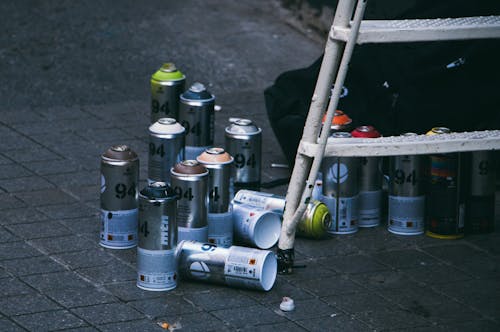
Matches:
[[299, 130, 500, 157], [331, 16, 500, 44]]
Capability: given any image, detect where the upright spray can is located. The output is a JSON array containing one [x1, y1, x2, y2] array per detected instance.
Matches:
[[197, 147, 234, 247], [150, 63, 185, 123], [466, 150, 496, 233], [178, 83, 215, 160], [100, 145, 139, 249], [351, 126, 382, 227], [388, 133, 426, 235], [225, 118, 262, 193], [171, 160, 209, 242], [148, 118, 185, 184], [321, 132, 359, 234], [425, 127, 468, 239], [137, 182, 178, 291]]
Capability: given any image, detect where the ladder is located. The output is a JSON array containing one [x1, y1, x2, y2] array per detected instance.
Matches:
[[277, 0, 500, 274]]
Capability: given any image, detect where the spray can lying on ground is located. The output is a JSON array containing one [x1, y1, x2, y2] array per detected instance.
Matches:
[[176, 240, 277, 291], [150, 62, 185, 124], [232, 190, 331, 239], [231, 203, 281, 249]]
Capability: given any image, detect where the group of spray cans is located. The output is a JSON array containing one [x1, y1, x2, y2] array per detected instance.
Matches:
[[99, 62, 277, 293]]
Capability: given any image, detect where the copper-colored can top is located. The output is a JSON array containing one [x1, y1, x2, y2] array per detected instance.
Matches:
[[426, 127, 451, 136], [102, 145, 138, 162], [197, 147, 234, 165], [171, 160, 208, 176], [351, 125, 381, 138]]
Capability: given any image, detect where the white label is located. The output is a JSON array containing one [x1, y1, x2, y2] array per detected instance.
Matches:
[[100, 208, 138, 248], [137, 248, 177, 290], [323, 195, 358, 234], [224, 247, 263, 290], [178, 226, 208, 243], [388, 195, 425, 234], [358, 190, 382, 227]]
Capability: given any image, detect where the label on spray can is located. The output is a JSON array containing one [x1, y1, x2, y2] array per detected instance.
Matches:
[[178, 226, 209, 243], [100, 208, 138, 248], [323, 195, 359, 234], [137, 247, 177, 291], [388, 195, 425, 235], [225, 247, 261, 290], [208, 212, 233, 248], [358, 190, 382, 227]]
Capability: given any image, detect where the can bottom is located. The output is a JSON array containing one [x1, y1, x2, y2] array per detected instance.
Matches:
[[136, 283, 177, 292], [99, 242, 137, 250], [359, 223, 379, 228], [327, 230, 358, 235], [425, 231, 464, 240], [388, 229, 424, 236]]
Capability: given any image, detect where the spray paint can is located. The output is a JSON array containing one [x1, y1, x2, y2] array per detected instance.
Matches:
[[197, 147, 234, 247], [178, 82, 215, 160], [232, 190, 331, 239], [100, 145, 139, 249], [225, 118, 262, 193], [137, 182, 178, 291], [176, 240, 277, 291], [148, 118, 185, 184], [231, 203, 281, 249], [388, 133, 426, 235], [171, 160, 209, 242], [321, 132, 359, 234], [466, 150, 496, 233], [150, 63, 185, 123], [351, 126, 382, 227], [425, 127, 468, 239]]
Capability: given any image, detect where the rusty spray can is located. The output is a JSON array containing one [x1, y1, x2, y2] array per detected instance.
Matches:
[[100, 145, 139, 249], [150, 63, 185, 123], [137, 182, 178, 291]]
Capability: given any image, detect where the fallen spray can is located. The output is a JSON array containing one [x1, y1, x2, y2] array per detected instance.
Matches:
[[388, 133, 426, 235], [150, 63, 185, 123], [225, 118, 262, 193], [178, 82, 215, 160], [232, 190, 331, 239], [137, 182, 178, 291], [351, 125, 382, 227], [197, 147, 234, 247], [148, 118, 185, 185], [100, 145, 139, 249], [231, 203, 281, 249], [176, 240, 277, 291], [171, 160, 209, 243]]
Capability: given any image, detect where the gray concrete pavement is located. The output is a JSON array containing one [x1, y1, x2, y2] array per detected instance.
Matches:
[[0, 1, 499, 331]]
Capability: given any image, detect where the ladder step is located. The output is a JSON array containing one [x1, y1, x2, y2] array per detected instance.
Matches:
[[299, 130, 500, 157], [331, 16, 500, 44]]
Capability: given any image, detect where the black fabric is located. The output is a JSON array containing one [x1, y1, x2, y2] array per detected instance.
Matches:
[[265, 0, 500, 167]]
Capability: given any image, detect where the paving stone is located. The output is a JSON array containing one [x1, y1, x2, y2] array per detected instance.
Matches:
[[54, 248, 116, 269], [59, 216, 101, 235], [29, 235, 97, 254], [319, 254, 390, 275], [12, 309, 87, 331], [294, 237, 360, 259], [0, 153, 14, 165], [45, 286, 118, 308], [98, 319, 165, 332], [296, 314, 373, 332], [0, 194, 26, 210], [0, 241, 42, 260], [15, 188, 78, 206], [77, 260, 136, 285], [37, 203, 98, 219], [0, 266, 10, 279], [339, 230, 414, 253], [422, 244, 486, 265], [183, 289, 257, 312], [439, 320, 500, 332], [238, 321, 307, 332], [284, 258, 337, 282], [6, 147, 61, 163], [403, 263, 474, 285], [6, 220, 72, 239], [353, 309, 431, 330], [0, 134, 40, 152], [322, 291, 395, 314], [463, 295, 500, 320], [104, 281, 165, 302], [423, 299, 486, 325], [0, 176, 55, 193], [211, 305, 287, 328], [77, 128, 134, 143], [292, 275, 364, 297], [21, 271, 94, 291], [277, 298, 337, 321], [0, 278, 36, 297], [45, 170, 99, 187], [62, 184, 99, 202], [0, 256, 67, 276], [0, 164, 33, 180], [0, 293, 61, 316], [129, 295, 201, 318], [370, 249, 443, 270], [0, 226, 19, 243], [244, 278, 315, 305], [436, 278, 500, 302], [466, 233, 500, 256], [0, 318, 25, 332], [456, 255, 500, 279], [71, 303, 144, 325], [107, 247, 137, 264], [350, 270, 418, 291], [0, 207, 48, 225], [378, 285, 449, 309], [23, 159, 85, 176]]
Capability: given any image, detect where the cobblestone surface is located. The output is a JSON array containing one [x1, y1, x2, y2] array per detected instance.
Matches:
[[1, 0, 499, 331]]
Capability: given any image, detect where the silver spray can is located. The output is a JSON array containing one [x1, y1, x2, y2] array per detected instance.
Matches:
[[321, 132, 359, 234], [137, 182, 178, 291], [176, 241, 277, 291], [150, 63, 186, 123], [388, 133, 426, 235], [178, 82, 215, 160], [171, 160, 209, 242], [100, 145, 139, 249], [225, 118, 262, 193], [148, 118, 185, 185]]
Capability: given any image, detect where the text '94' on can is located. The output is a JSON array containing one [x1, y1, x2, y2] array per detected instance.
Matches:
[[150, 63, 185, 124], [179, 82, 215, 160], [321, 132, 359, 234], [388, 133, 426, 235], [100, 145, 139, 249], [171, 160, 209, 243], [225, 118, 262, 193], [137, 182, 178, 291], [148, 118, 185, 185]]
